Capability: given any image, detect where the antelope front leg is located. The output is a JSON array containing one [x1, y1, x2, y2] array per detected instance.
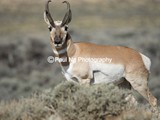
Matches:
[[80, 79, 91, 86]]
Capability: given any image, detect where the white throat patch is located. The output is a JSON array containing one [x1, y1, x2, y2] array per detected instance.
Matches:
[[52, 47, 67, 55]]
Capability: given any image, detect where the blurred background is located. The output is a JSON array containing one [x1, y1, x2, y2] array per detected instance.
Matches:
[[0, 0, 159, 102]]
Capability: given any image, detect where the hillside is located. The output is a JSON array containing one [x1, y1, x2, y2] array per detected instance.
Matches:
[[0, 1, 160, 119], [0, 0, 160, 101]]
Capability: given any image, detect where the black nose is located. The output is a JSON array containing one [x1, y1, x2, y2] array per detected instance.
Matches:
[[54, 36, 61, 44]]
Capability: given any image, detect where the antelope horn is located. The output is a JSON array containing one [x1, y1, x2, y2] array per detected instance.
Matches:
[[44, 0, 55, 27], [61, 1, 72, 27]]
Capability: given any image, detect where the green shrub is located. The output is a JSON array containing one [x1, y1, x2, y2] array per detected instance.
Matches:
[[42, 82, 131, 120], [0, 82, 159, 120]]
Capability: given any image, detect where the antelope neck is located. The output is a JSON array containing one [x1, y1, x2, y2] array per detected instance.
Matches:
[[56, 39, 76, 67]]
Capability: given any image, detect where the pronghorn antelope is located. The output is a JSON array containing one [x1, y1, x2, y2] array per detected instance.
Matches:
[[44, 0, 158, 113]]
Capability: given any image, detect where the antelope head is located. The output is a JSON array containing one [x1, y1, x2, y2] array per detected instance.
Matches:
[[44, 0, 72, 48]]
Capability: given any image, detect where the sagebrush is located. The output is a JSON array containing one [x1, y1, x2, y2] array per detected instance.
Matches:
[[0, 82, 158, 120]]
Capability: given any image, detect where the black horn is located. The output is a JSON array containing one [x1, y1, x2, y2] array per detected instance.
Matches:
[[45, 0, 55, 27], [61, 1, 72, 27]]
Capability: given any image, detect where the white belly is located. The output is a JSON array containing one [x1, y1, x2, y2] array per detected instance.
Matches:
[[64, 61, 125, 84], [90, 62, 125, 84]]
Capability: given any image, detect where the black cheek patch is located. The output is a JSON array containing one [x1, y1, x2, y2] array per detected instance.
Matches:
[[48, 26, 52, 31], [64, 26, 68, 31]]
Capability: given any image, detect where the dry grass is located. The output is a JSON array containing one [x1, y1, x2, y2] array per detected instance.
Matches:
[[0, 0, 159, 110], [0, 0, 160, 35]]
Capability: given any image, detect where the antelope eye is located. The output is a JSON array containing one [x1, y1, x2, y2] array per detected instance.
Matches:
[[48, 26, 52, 31], [64, 26, 68, 31]]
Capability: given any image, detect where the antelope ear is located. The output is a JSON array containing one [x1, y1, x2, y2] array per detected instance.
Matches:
[[44, 12, 51, 26]]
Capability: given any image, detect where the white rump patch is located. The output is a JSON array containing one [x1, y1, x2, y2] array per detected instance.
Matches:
[[140, 53, 151, 71]]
